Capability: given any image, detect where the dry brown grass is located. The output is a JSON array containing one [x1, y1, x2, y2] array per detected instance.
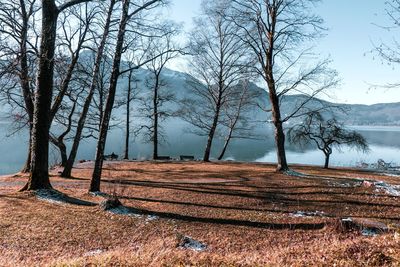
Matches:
[[0, 161, 399, 266]]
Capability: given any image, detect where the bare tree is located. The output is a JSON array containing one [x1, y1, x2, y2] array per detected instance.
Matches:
[[0, 1, 39, 173], [50, 89, 84, 167], [89, 0, 166, 192], [139, 26, 180, 159], [288, 111, 369, 169], [121, 68, 138, 160], [61, 0, 117, 178], [181, 0, 252, 162], [372, 0, 400, 89], [230, 0, 338, 172], [16, 0, 94, 191], [217, 79, 261, 160]]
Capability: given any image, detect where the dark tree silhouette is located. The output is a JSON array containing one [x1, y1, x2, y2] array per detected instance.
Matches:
[[288, 112, 369, 169], [22, 0, 93, 191], [90, 0, 166, 192], [61, 0, 117, 178]]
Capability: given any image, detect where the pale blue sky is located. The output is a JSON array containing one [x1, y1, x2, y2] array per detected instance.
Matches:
[[167, 0, 400, 105]]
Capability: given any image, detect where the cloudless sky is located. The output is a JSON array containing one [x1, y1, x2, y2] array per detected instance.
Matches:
[[167, 0, 400, 105]]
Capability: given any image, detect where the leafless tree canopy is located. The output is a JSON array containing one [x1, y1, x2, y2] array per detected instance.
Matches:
[[227, 0, 339, 171], [288, 111, 369, 168]]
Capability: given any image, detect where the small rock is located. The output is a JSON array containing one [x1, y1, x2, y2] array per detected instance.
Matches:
[[99, 198, 122, 211], [340, 218, 389, 235], [177, 235, 207, 251], [361, 181, 373, 188]]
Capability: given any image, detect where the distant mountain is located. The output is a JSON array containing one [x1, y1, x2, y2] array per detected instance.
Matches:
[[2, 51, 399, 127], [111, 66, 400, 127]]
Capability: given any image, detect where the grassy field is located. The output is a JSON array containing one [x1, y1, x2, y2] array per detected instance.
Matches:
[[0, 161, 399, 266]]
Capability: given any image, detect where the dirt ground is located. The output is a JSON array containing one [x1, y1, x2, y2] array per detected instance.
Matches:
[[0, 161, 399, 266]]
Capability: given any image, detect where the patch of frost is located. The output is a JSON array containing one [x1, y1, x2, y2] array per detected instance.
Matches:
[[178, 236, 207, 251], [84, 249, 103, 257], [329, 181, 356, 188], [382, 173, 400, 177], [35, 189, 66, 205], [146, 215, 159, 221], [284, 170, 306, 177], [361, 228, 378, 237], [374, 181, 400, 197], [90, 191, 108, 197], [290, 211, 325, 217], [107, 206, 141, 217]]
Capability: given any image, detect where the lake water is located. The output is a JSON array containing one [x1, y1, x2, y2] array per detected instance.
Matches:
[[0, 123, 399, 175]]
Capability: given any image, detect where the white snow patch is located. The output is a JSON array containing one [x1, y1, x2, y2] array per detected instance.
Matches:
[[382, 173, 400, 177], [290, 211, 326, 217], [178, 236, 207, 251], [84, 249, 104, 257], [35, 189, 66, 205], [145, 215, 159, 222], [361, 229, 379, 237], [107, 206, 141, 217], [374, 181, 400, 197], [90, 191, 108, 197], [328, 181, 357, 188], [284, 170, 306, 177]]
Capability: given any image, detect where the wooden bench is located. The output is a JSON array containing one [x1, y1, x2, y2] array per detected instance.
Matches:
[[103, 152, 118, 161], [180, 155, 195, 161]]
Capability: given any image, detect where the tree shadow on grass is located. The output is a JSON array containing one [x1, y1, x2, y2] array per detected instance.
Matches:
[[103, 178, 400, 209], [124, 205, 326, 230], [34, 189, 96, 206]]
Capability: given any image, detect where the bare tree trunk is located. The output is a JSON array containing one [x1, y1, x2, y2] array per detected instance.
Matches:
[[324, 150, 331, 169], [50, 136, 68, 166], [274, 121, 288, 171], [203, 100, 221, 162], [21, 125, 33, 173], [267, 70, 289, 172], [21, 1, 58, 191], [90, 0, 130, 192], [153, 75, 159, 159], [324, 153, 330, 169], [217, 127, 234, 160], [19, 0, 34, 173], [52, 98, 77, 167], [21, 0, 92, 190], [61, 0, 116, 178], [271, 87, 288, 172], [124, 70, 132, 160]]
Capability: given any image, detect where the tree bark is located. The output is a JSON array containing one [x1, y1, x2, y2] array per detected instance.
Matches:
[[203, 99, 221, 162], [267, 6, 288, 172], [90, 0, 130, 192], [153, 74, 159, 160], [274, 120, 288, 172], [217, 126, 234, 160], [268, 80, 288, 172], [19, 0, 34, 173], [50, 136, 68, 166], [61, 0, 116, 178], [21, 125, 33, 173], [324, 153, 330, 169], [21, 0, 59, 191], [124, 69, 133, 160]]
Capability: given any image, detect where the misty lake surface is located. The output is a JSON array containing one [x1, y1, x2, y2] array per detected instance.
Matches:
[[1, 123, 400, 175]]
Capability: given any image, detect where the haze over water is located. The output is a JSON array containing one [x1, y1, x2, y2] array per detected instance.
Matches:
[[1, 124, 399, 176]]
